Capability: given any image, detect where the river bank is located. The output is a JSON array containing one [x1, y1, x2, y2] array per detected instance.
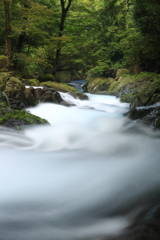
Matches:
[[86, 70, 160, 130], [0, 72, 87, 128], [1, 69, 160, 130]]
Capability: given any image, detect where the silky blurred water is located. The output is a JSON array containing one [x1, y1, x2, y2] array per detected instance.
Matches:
[[0, 93, 160, 240]]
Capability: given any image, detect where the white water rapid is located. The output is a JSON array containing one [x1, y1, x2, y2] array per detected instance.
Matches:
[[0, 93, 160, 240]]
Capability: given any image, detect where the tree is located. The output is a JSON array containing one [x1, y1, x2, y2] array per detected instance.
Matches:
[[3, 0, 11, 67], [53, 0, 73, 76], [16, 0, 30, 52], [132, 0, 160, 72]]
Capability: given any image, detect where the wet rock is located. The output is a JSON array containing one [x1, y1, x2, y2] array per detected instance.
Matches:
[[24, 87, 36, 106], [87, 77, 114, 93], [127, 103, 160, 130], [0, 108, 49, 129], [3, 77, 26, 109], [34, 87, 63, 104]]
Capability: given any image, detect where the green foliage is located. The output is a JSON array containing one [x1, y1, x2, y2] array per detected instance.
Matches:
[[130, 0, 160, 72], [1, 0, 160, 77]]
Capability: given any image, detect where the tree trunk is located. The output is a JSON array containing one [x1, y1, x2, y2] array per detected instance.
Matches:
[[3, 0, 11, 68], [52, 0, 72, 76], [16, 0, 30, 52]]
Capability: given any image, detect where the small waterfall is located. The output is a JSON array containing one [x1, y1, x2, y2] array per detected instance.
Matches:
[[2, 91, 11, 107]]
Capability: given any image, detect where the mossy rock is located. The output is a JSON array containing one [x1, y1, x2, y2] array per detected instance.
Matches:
[[40, 81, 87, 100], [28, 78, 40, 86], [0, 55, 7, 69], [120, 92, 135, 103], [40, 81, 77, 93], [108, 76, 135, 95], [38, 74, 55, 83], [87, 77, 114, 93], [0, 108, 48, 128], [4, 77, 25, 99], [0, 72, 10, 91], [130, 77, 160, 108], [24, 87, 36, 106]]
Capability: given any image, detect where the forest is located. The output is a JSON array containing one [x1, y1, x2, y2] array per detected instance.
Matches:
[[1, 2, 160, 240], [1, 0, 160, 80]]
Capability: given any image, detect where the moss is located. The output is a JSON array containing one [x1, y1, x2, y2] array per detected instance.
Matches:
[[120, 93, 134, 102], [28, 78, 40, 86], [40, 81, 87, 100], [87, 77, 114, 93], [131, 77, 160, 107], [4, 77, 25, 99], [0, 108, 48, 126], [38, 74, 55, 83], [133, 72, 159, 81], [108, 81, 120, 93], [40, 81, 77, 93]]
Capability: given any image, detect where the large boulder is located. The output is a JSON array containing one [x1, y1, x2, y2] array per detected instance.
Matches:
[[38, 74, 55, 83], [4, 77, 26, 108], [24, 87, 36, 106], [4, 77, 25, 98], [24, 87, 64, 105], [86, 77, 114, 93], [130, 77, 160, 109], [127, 103, 160, 130], [35, 87, 63, 104]]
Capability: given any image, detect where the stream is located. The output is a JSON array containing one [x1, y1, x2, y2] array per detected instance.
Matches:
[[0, 93, 160, 240]]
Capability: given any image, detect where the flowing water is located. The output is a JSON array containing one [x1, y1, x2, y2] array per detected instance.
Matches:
[[0, 93, 160, 240]]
